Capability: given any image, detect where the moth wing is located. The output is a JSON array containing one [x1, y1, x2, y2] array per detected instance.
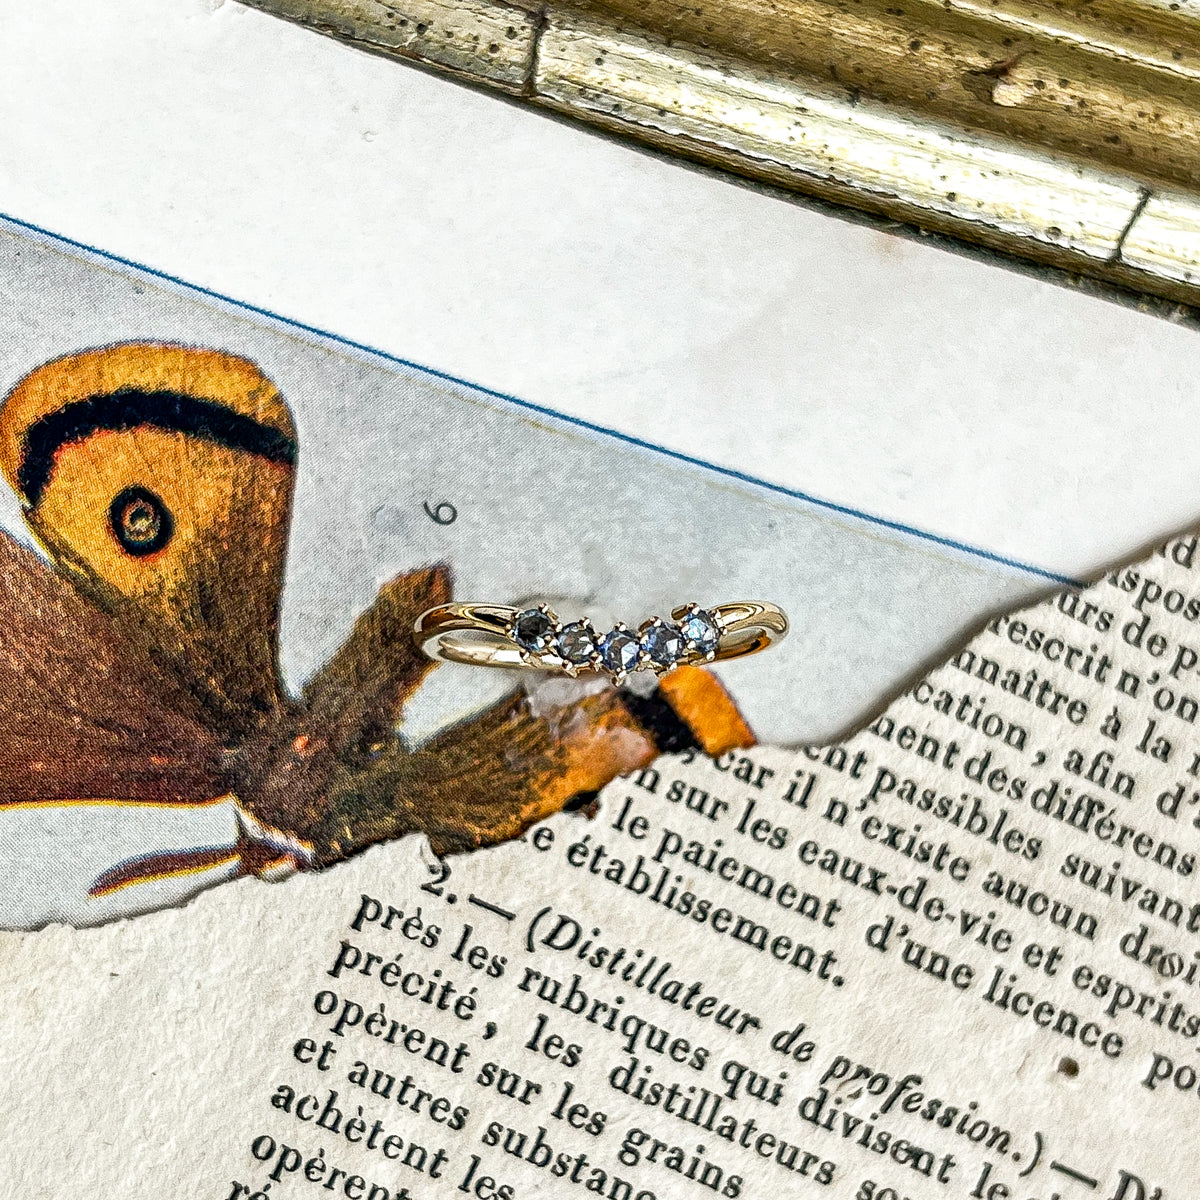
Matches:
[[0, 529, 229, 804], [309, 665, 754, 862], [0, 345, 298, 739]]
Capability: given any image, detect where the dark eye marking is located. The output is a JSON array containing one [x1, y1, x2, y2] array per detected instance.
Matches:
[[19, 388, 297, 507], [109, 486, 174, 557]]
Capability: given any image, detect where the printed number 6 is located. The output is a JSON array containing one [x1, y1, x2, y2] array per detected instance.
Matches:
[[424, 500, 457, 525]]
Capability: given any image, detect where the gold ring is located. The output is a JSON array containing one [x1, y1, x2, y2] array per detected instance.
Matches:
[[413, 601, 788, 682]]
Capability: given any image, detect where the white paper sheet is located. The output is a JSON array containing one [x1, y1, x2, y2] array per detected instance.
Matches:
[[2, 0, 1200, 577]]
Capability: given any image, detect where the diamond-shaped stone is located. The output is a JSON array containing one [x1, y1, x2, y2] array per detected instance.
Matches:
[[557, 621, 597, 667], [640, 618, 684, 668], [680, 607, 720, 655], [599, 628, 640, 675], [513, 608, 555, 653]]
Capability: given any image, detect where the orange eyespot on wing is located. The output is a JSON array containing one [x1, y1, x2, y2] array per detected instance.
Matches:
[[108, 486, 174, 557]]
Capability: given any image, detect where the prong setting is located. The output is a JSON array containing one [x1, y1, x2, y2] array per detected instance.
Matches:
[[505, 604, 722, 681], [510, 604, 561, 667], [556, 618, 601, 677], [676, 602, 721, 661], [639, 615, 685, 675], [417, 600, 786, 673], [598, 622, 641, 683]]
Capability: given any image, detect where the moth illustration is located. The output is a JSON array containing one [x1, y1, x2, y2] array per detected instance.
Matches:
[[0, 344, 752, 927]]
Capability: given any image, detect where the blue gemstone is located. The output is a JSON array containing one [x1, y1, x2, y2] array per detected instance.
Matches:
[[557, 621, 597, 666], [680, 608, 719, 655], [640, 618, 684, 668], [513, 608, 554, 652], [599, 628, 640, 675]]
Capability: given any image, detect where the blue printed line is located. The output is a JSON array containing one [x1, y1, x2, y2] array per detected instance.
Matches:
[[0, 209, 1078, 587]]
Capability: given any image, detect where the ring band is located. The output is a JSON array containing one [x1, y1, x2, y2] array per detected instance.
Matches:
[[414, 601, 788, 681]]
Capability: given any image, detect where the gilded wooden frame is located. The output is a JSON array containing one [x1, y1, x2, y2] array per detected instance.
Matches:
[[243, 0, 1200, 308]]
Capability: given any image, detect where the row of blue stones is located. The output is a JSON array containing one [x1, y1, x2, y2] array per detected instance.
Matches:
[[511, 604, 720, 678]]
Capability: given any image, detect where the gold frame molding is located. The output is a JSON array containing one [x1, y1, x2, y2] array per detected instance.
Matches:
[[243, 0, 1200, 308]]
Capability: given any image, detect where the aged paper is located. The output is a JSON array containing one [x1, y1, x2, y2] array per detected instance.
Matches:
[[4, 8, 1200, 1196], [5, 530, 1199, 1197]]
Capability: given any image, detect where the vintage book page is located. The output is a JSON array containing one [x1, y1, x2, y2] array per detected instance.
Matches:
[[5, 526, 1198, 1198], [1, 216, 1196, 1198], [2, 4, 1200, 1199]]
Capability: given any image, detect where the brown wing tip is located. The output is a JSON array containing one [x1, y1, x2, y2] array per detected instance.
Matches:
[[376, 562, 452, 613], [419, 563, 452, 608]]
